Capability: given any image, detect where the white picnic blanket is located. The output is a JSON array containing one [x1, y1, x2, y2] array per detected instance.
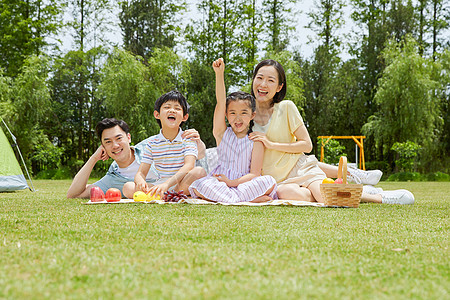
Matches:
[[83, 198, 325, 207]]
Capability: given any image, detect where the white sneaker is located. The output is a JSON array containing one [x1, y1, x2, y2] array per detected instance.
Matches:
[[348, 168, 383, 185], [380, 190, 415, 205], [363, 185, 383, 195]]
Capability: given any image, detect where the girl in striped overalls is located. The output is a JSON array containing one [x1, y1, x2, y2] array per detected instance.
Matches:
[[189, 58, 277, 203]]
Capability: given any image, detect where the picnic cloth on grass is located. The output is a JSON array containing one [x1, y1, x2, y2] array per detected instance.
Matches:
[[83, 198, 325, 207]]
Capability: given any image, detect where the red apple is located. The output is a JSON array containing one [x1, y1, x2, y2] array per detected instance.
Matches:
[[90, 186, 105, 202], [334, 178, 344, 184], [105, 188, 122, 202]]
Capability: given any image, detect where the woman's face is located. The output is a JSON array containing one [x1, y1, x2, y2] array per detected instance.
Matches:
[[252, 66, 283, 105]]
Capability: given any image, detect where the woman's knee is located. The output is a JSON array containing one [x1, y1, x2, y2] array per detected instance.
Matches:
[[277, 184, 313, 201]]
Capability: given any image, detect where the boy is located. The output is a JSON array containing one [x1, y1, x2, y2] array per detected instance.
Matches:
[[123, 91, 206, 198]]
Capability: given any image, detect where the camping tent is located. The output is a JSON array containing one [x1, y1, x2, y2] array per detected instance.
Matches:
[[0, 119, 33, 192]]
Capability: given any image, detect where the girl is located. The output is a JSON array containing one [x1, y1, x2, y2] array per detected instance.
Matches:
[[188, 58, 277, 203]]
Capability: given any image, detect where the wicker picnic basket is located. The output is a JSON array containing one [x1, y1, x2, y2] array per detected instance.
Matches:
[[320, 156, 363, 208]]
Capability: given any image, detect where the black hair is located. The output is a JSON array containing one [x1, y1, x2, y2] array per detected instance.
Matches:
[[251, 59, 287, 106], [226, 91, 256, 134], [154, 90, 190, 128], [96, 118, 130, 140]]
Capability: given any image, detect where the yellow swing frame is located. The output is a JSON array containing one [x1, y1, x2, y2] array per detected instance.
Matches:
[[318, 136, 366, 170]]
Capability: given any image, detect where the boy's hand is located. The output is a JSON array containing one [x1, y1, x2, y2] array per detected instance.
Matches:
[[212, 58, 224, 73], [148, 182, 170, 198], [135, 180, 149, 194], [92, 145, 109, 162]]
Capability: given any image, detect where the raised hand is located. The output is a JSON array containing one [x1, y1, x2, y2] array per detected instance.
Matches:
[[212, 58, 225, 73]]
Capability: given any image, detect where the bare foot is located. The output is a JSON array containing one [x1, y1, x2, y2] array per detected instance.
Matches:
[[250, 195, 273, 203]]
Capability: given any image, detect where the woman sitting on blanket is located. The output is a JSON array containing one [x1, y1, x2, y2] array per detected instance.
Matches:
[[244, 59, 414, 204], [189, 58, 277, 203]]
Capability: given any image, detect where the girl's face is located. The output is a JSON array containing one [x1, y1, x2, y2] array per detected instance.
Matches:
[[226, 100, 255, 137], [252, 66, 283, 105]]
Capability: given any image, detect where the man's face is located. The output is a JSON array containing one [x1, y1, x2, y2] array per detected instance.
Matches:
[[154, 100, 188, 130], [101, 125, 132, 163]]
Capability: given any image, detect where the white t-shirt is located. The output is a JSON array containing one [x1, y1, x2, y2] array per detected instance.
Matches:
[[117, 159, 156, 180], [252, 116, 272, 133]]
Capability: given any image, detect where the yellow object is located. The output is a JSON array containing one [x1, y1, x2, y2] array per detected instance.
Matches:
[[322, 178, 335, 184], [133, 191, 147, 202], [318, 135, 366, 170], [147, 194, 161, 201]]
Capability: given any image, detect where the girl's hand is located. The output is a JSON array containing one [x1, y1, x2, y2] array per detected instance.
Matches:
[[212, 58, 225, 73], [214, 174, 232, 187], [249, 131, 273, 149], [182, 129, 200, 141]]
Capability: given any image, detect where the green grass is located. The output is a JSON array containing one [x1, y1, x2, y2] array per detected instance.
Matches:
[[1, 181, 448, 299]]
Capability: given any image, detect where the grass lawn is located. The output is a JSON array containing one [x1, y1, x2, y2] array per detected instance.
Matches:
[[1, 180, 448, 299]]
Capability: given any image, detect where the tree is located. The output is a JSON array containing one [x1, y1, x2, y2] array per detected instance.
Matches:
[[261, 0, 297, 53], [0, 0, 62, 77], [100, 47, 191, 144], [186, 0, 262, 88], [119, 0, 186, 59], [65, 0, 114, 51], [49, 48, 107, 163], [362, 36, 443, 170]]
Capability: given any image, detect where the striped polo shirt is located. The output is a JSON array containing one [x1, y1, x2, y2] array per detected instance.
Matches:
[[141, 129, 198, 179]]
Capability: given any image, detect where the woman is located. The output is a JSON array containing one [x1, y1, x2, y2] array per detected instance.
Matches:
[[248, 59, 414, 204]]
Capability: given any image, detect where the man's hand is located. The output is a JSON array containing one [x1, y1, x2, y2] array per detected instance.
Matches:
[[92, 145, 109, 162]]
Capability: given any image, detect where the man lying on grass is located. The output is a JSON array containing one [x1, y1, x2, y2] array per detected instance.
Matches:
[[66, 118, 205, 199]]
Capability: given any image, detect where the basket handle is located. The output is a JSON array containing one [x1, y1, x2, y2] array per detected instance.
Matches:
[[337, 156, 348, 184]]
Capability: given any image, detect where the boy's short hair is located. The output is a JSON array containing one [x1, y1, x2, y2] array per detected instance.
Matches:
[[154, 90, 190, 128], [96, 118, 130, 140]]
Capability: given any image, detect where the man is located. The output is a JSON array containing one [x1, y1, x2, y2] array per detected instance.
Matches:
[[67, 118, 205, 199]]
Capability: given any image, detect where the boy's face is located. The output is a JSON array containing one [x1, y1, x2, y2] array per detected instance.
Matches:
[[101, 125, 132, 163], [154, 100, 188, 130]]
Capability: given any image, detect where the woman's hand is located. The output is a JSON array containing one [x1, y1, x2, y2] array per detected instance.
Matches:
[[182, 129, 206, 159], [182, 128, 200, 141], [249, 131, 274, 149]]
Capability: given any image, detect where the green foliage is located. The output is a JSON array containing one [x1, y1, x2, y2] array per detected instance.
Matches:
[[318, 138, 347, 165], [391, 141, 421, 172], [363, 36, 442, 160], [119, 0, 186, 59], [0, 0, 63, 76], [387, 171, 450, 182], [30, 131, 64, 171], [387, 171, 423, 182], [100, 47, 191, 143], [262, 0, 298, 53]]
